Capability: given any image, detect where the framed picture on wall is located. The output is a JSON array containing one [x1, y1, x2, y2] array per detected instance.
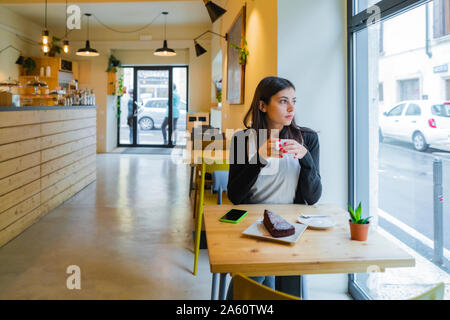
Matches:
[[226, 5, 246, 105]]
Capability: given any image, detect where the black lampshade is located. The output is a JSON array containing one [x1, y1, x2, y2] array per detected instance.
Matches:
[[15, 55, 25, 65], [76, 40, 99, 57], [154, 40, 176, 57], [194, 41, 207, 57], [204, 0, 227, 23]]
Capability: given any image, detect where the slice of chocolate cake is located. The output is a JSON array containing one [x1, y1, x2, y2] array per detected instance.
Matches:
[[263, 210, 295, 238]]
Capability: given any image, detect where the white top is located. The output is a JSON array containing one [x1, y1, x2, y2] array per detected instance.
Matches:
[[247, 134, 301, 204]]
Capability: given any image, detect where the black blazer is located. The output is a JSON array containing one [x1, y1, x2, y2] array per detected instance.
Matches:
[[227, 129, 322, 205]]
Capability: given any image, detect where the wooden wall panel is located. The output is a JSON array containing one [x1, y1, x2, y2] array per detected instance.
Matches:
[[40, 109, 96, 122], [41, 154, 96, 190], [0, 152, 40, 180], [0, 108, 97, 248], [41, 144, 96, 176], [0, 193, 40, 231], [0, 138, 41, 163], [0, 111, 40, 128], [41, 135, 96, 163], [0, 166, 40, 196], [41, 162, 96, 204], [0, 124, 41, 145], [0, 205, 43, 248], [0, 180, 41, 214], [41, 118, 96, 136], [40, 127, 97, 150]]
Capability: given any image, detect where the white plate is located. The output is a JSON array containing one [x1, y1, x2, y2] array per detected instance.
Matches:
[[242, 219, 307, 245], [297, 216, 336, 230]]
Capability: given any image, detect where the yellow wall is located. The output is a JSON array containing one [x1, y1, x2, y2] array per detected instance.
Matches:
[[0, 5, 42, 82], [215, 0, 278, 131]]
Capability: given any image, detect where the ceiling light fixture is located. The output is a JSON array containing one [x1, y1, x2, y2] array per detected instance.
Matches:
[[62, 0, 70, 53], [41, 0, 50, 53], [76, 13, 99, 57], [203, 0, 227, 23], [193, 30, 228, 57], [154, 12, 176, 57]]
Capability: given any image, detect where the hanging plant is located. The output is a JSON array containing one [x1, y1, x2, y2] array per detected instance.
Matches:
[[115, 70, 124, 118], [106, 55, 122, 73], [230, 36, 249, 67], [48, 36, 62, 57]]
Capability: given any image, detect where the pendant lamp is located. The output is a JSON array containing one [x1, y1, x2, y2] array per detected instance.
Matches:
[[41, 0, 50, 53], [154, 12, 176, 57], [76, 13, 99, 57]]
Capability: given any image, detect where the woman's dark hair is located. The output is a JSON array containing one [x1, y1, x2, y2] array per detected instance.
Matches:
[[243, 76, 310, 145]]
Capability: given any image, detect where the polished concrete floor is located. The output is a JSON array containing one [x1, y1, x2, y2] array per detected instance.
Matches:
[[0, 153, 350, 299]]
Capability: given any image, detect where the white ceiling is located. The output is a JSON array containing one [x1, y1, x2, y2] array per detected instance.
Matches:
[[1, 1, 212, 29]]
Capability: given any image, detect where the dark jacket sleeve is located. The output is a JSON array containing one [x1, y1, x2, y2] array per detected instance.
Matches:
[[294, 131, 322, 205], [227, 131, 266, 205]]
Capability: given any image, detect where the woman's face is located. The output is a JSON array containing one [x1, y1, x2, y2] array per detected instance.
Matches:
[[259, 87, 296, 130]]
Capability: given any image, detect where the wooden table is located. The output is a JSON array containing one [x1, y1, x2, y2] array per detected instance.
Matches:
[[204, 204, 415, 300]]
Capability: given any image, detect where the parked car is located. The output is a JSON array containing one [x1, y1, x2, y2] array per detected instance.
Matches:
[[379, 100, 450, 151], [137, 98, 187, 130]]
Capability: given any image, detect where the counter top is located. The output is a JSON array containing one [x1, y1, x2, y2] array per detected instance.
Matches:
[[0, 106, 98, 111]]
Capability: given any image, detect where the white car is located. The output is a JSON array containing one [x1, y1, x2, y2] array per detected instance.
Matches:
[[137, 98, 186, 130], [379, 100, 450, 151]]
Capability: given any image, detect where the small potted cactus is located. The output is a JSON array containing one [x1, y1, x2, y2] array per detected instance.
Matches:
[[348, 203, 372, 241]]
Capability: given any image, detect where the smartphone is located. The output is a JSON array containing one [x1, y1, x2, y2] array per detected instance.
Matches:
[[219, 209, 248, 224]]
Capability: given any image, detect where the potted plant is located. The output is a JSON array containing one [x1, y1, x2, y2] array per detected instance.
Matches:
[[348, 203, 372, 241], [106, 55, 121, 73], [22, 57, 36, 75], [48, 36, 62, 57]]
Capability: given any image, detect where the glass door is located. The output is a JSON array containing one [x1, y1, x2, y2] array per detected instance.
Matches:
[[118, 66, 188, 148], [135, 67, 171, 146]]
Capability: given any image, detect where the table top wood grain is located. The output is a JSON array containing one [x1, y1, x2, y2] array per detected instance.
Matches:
[[204, 204, 415, 276]]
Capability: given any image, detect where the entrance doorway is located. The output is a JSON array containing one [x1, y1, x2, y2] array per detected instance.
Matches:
[[118, 66, 188, 148]]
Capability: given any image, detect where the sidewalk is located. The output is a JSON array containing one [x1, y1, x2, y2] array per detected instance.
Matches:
[[361, 210, 450, 299]]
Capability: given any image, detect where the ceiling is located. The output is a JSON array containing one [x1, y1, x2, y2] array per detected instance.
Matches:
[[1, 1, 213, 30]]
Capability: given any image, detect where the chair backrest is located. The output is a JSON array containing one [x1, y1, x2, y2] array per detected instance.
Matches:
[[233, 274, 301, 300], [212, 171, 229, 193], [411, 282, 445, 300]]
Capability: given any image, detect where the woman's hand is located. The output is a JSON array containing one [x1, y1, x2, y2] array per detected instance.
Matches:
[[258, 138, 283, 159], [279, 139, 308, 160]]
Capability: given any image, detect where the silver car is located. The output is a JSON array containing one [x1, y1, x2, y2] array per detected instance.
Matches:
[[137, 98, 186, 130]]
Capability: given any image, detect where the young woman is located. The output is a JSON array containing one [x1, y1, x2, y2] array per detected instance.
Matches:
[[226, 76, 322, 298]]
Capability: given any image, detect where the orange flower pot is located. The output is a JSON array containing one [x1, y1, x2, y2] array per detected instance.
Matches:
[[349, 220, 370, 241]]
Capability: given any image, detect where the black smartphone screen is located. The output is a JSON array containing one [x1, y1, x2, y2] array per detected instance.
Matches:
[[221, 209, 248, 221]]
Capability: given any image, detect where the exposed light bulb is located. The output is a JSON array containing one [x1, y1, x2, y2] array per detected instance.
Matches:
[[63, 40, 69, 53]]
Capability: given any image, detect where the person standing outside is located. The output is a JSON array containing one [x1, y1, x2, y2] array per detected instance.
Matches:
[[127, 89, 134, 144], [161, 84, 180, 145]]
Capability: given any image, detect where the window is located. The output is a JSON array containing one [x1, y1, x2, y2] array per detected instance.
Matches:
[[431, 104, 450, 117], [387, 104, 405, 116], [446, 79, 450, 99], [379, 82, 384, 101], [398, 79, 420, 101], [348, 0, 450, 300], [433, 0, 450, 38], [405, 103, 422, 116]]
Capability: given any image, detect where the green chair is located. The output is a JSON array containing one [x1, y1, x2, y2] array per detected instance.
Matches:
[[193, 161, 231, 275], [233, 273, 301, 300]]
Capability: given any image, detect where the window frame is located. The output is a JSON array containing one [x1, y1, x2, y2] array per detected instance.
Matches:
[[347, 0, 429, 300]]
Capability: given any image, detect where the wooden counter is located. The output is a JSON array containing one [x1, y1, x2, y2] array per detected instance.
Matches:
[[0, 106, 97, 247]]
